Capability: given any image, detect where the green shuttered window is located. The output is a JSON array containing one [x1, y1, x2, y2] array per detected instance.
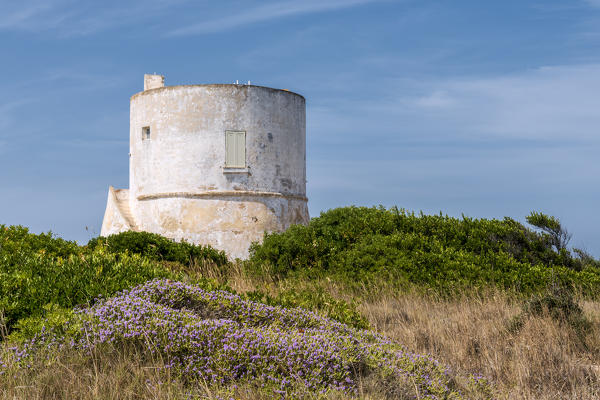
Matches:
[[225, 130, 246, 168]]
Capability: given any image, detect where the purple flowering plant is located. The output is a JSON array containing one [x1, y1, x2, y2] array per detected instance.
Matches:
[[2, 279, 486, 398]]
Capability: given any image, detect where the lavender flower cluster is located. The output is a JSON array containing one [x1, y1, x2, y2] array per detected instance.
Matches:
[[3, 279, 472, 398]]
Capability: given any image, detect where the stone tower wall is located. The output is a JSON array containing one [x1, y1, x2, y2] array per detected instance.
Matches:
[[124, 82, 308, 258]]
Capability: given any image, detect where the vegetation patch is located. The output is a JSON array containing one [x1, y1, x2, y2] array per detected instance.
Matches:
[[509, 284, 592, 344], [3, 205, 599, 399], [0, 226, 224, 337], [245, 286, 369, 330], [87, 231, 228, 267], [248, 207, 600, 296], [2, 279, 488, 399]]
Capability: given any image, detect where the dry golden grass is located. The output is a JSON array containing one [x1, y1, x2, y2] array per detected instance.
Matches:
[[0, 344, 389, 400], [185, 263, 600, 399], [179, 262, 600, 399], [360, 291, 600, 400], [0, 344, 187, 400]]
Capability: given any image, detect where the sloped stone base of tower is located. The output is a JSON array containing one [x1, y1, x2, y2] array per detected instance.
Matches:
[[101, 187, 309, 260], [100, 187, 137, 236], [132, 194, 308, 260]]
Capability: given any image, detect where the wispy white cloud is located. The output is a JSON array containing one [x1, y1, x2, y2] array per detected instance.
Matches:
[[0, 68, 127, 148], [306, 62, 600, 200], [168, 0, 385, 36], [0, 1, 70, 31], [0, 99, 34, 132], [397, 64, 600, 141], [413, 90, 456, 108], [11, 69, 125, 93], [0, 0, 186, 36], [1, 0, 386, 37], [308, 63, 600, 144], [584, 0, 600, 8]]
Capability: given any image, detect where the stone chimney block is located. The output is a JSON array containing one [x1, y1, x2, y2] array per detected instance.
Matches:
[[144, 74, 165, 91]]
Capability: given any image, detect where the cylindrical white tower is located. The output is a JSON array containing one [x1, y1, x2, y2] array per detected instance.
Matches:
[[116, 75, 308, 258]]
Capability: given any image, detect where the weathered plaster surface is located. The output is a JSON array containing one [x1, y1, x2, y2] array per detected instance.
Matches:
[[101, 76, 309, 259], [100, 187, 132, 236], [129, 84, 306, 198], [135, 196, 308, 259]]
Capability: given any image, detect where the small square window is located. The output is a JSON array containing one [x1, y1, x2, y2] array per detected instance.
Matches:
[[142, 126, 151, 140]]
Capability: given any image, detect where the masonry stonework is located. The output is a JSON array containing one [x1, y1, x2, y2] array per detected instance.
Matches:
[[100, 75, 309, 259]]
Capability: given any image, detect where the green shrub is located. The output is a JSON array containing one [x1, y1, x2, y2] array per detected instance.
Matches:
[[509, 284, 592, 343], [0, 226, 184, 336], [526, 211, 571, 252], [244, 287, 369, 329], [0, 225, 80, 259], [88, 231, 227, 267], [248, 206, 600, 296], [2, 225, 366, 338], [524, 285, 591, 336], [8, 303, 79, 342]]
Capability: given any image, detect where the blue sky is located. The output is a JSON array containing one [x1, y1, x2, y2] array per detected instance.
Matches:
[[0, 0, 599, 256]]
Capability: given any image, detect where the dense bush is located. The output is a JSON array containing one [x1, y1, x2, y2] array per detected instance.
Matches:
[[0, 226, 181, 335], [88, 231, 228, 267], [248, 207, 600, 295], [0, 225, 364, 338], [0, 225, 80, 259]]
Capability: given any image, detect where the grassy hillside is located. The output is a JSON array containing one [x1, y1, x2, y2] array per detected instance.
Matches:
[[1, 207, 599, 399], [3, 279, 477, 399]]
